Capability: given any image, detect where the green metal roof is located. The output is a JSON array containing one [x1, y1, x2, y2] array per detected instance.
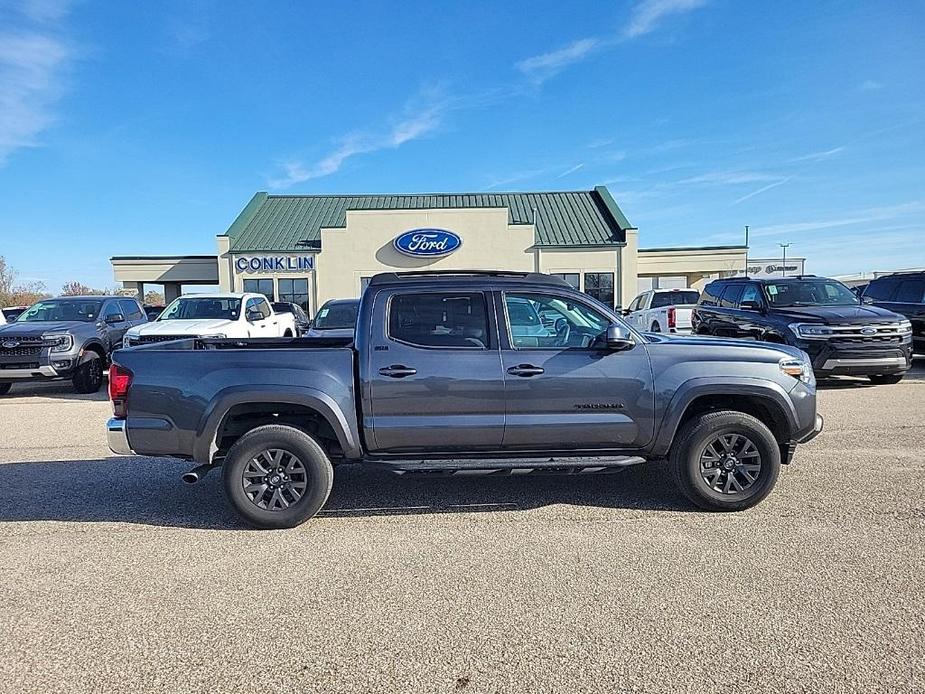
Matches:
[[224, 186, 633, 253]]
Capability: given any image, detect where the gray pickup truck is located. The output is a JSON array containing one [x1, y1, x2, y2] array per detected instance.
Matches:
[[107, 271, 822, 528]]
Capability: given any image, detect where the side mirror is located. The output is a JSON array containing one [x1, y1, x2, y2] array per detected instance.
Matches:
[[106, 313, 124, 324], [605, 323, 634, 351], [861, 296, 874, 305], [621, 308, 632, 316], [739, 300, 763, 312], [246, 309, 262, 322]]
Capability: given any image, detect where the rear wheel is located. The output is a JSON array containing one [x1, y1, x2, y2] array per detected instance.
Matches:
[[72, 352, 104, 393], [0, 383, 11, 395], [670, 411, 780, 511], [222, 424, 334, 529], [868, 374, 904, 385]]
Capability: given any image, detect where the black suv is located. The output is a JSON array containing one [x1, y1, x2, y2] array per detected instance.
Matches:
[[692, 276, 913, 383], [861, 271, 925, 355], [0, 295, 148, 395]]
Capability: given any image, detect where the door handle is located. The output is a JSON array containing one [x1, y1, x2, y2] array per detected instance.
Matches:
[[379, 365, 417, 378], [507, 364, 545, 377]]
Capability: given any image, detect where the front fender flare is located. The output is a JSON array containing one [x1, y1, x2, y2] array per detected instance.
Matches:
[[650, 377, 798, 457]]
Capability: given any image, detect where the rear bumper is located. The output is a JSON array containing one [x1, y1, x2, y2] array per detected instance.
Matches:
[[107, 418, 134, 456]]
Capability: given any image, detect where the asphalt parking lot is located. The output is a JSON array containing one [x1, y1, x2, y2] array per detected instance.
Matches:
[[0, 364, 923, 694]]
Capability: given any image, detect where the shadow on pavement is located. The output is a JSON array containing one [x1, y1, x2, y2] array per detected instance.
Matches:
[[0, 456, 694, 530], [0, 377, 109, 402]]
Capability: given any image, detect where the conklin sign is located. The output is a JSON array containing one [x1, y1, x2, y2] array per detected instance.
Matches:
[[234, 256, 315, 273]]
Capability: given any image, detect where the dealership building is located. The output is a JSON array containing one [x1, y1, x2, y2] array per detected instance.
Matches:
[[111, 186, 747, 313]]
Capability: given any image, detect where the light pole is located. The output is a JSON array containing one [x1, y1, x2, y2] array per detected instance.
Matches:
[[744, 225, 749, 276], [779, 243, 791, 277]]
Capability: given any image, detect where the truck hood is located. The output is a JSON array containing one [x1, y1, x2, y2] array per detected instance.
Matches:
[[645, 333, 805, 361], [0, 321, 91, 337], [131, 319, 234, 336], [769, 304, 902, 324]]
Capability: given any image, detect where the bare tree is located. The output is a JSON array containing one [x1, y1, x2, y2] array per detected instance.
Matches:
[[60, 281, 115, 296], [0, 256, 49, 307], [144, 290, 165, 306]]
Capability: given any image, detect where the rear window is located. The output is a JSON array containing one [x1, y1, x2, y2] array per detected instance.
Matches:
[[389, 292, 489, 349], [651, 290, 699, 308], [314, 301, 359, 329], [700, 283, 722, 306]]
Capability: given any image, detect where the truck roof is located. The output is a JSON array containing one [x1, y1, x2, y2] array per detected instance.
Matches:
[[367, 270, 572, 289]]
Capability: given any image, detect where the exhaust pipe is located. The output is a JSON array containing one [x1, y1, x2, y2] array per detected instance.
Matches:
[[182, 464, 213, 484]]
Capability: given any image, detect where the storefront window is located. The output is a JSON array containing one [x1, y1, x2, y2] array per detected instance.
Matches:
[[278, 278, 309, 312], [243, 278, 275, 301], [551, 273, 580, 290], [584, 272, 615, 308]]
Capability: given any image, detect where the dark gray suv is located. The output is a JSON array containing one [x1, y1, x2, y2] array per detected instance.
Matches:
[[0, 295, 147, 395]]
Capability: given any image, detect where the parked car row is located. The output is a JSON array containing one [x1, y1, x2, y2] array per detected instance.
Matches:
[[624, 272, 918, 384], [0, 291, 345, 395]]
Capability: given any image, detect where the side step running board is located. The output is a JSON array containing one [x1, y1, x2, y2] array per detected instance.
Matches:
[[379, 456, 647, 476]]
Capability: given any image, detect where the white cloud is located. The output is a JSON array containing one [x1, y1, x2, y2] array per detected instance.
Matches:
[[859, 80, 883, 91], [746, 202, 924, 237], [788, 146, 845, 163], [556, 163, 584, 178], [731, 175, 794, 205], [19, 0, 72, 22], [515, 0, 709, 84], [624, 0, 709, 39], [679, 170, 781, 185], [268, 98, 446, 188], [0, 29, 72, 165], [516, 38, 599, 83]]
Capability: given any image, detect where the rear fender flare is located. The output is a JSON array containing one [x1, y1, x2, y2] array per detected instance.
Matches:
[[651, 377, 798, 457], [194, 385, 361, 463]]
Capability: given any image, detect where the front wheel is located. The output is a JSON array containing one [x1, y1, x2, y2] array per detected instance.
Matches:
[[72, 352, 104, 393], [670, 411, 781, 511], [868, 374, 904, 385], [222, 425, 334, 529]]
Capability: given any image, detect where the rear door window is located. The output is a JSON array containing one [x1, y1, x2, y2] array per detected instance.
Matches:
[[720, 284, 744, 308], [119, 299, 144, 320], [864, 278, 899, 301], [389, 292, 490, 349]]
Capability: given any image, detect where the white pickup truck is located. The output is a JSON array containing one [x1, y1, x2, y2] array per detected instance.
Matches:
[[623, 288, 700, 334], [123, 293, 297, 347]]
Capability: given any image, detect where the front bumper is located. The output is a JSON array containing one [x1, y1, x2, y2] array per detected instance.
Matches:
[[795, 339, 913, 377], [107, 418, 134, 456], [0, 365, 60, 379], [796, 413, 824, 444]]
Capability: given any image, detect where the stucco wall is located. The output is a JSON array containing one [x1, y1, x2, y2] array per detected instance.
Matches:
[[315, 208, 538, 303]]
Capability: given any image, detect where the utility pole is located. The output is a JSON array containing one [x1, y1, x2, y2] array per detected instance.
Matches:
[[779, 243, 791, 277], [744, 225, 749, 276]]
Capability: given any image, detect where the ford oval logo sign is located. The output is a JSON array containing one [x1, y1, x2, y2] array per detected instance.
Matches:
[[393, 229, 461, 258], [860, 327, 877, 335]]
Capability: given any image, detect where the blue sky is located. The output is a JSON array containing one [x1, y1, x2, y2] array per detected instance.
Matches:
[[1, 0, 923, 290]]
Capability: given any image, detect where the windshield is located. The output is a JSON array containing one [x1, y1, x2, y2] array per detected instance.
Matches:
[[158, 297, 241, 321], [313, 301, 358, 329], [651, 290, 699, 308], [16, 299, 103, 322], [763, 280, 859, 308]]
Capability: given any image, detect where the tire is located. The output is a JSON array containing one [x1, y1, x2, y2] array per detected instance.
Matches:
[[650, 321, 661, 333], [72, 351, 104, 394], [670, 411, 781, 511], [868, 374, 904, 385], [222, 424, 334, 529], [283, 329, 293, 337], [0, 383, 11, 396]]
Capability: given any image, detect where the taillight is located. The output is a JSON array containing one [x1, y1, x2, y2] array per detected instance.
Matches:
[[667, 306, 676, 330], [109, 363, 133, 418]]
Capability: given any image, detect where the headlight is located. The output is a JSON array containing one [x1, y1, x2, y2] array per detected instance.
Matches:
[[898, 320, 912, 336], [45, 333, 73, 353], [779, 356, 815, 385], [122, 334, 136, 348], [789, 323, 832, 339]]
